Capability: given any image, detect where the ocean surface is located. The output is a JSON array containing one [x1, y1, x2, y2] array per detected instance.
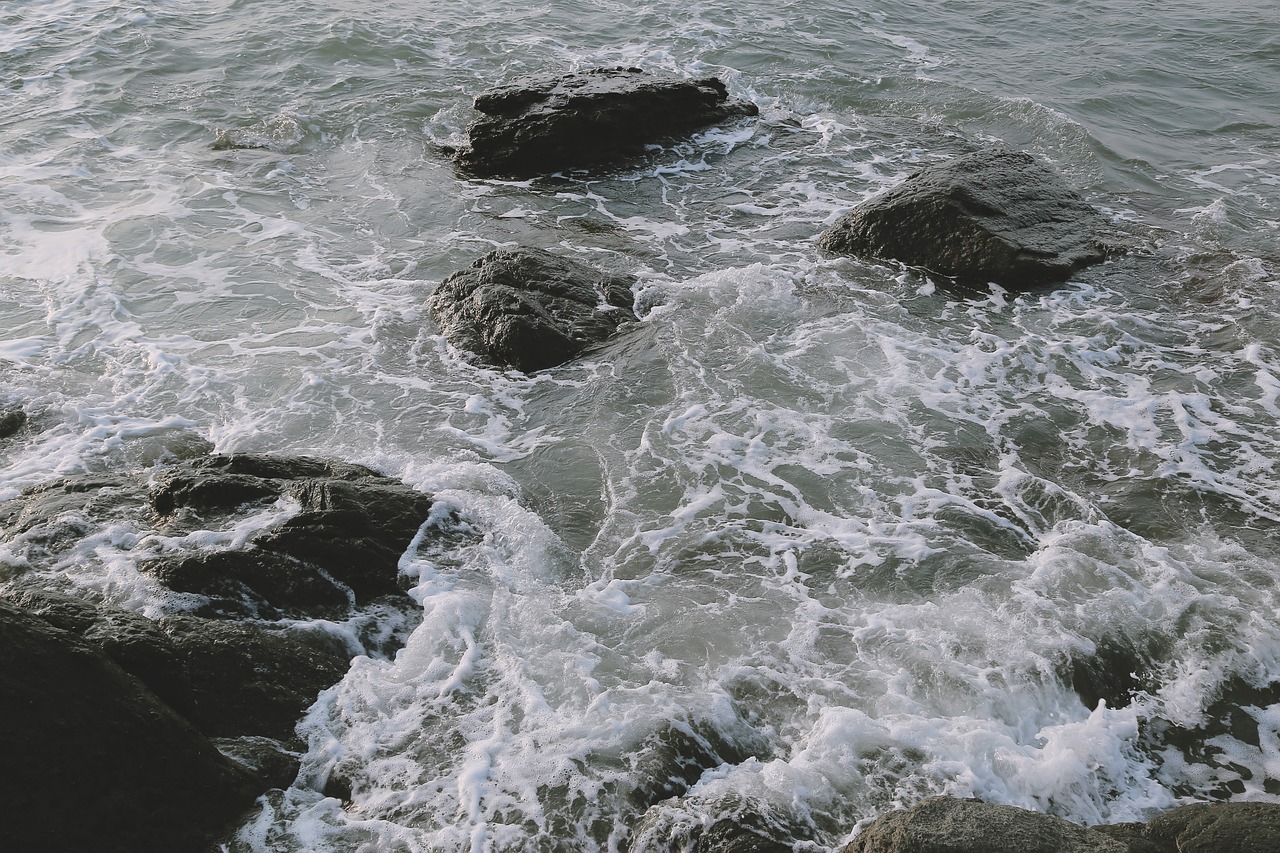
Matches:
[[3, 1, 1280, 850]]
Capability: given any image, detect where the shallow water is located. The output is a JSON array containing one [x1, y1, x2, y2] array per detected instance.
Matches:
[[2, 1, 1279, 850]]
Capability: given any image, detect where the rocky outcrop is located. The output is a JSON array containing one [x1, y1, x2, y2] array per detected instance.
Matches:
[[2, 453, 434, 619], [158, 615, 348, 742], [428, 246, 637, 372], [3, 585, 347, 745], [840, 797, 1280, 853], [453, 66, 759, 177], [0, 403, 25, 439], [818, 147, 1110, 288], [0, 598, 258, 853], [149, 453, 434, 612], [841, 798, 1126, 852]]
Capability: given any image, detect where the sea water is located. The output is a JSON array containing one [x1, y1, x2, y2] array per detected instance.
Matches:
[[2, 1, 1279, 850]]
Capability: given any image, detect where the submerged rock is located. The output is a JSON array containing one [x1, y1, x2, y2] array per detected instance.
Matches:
[[840, 798, 1127, 853], [818, 147, 1110, 288], [0, 598, 257, 853], [0, 403, 26, 439], [453, 66, 759, 177], [428, 246, 637, 372]]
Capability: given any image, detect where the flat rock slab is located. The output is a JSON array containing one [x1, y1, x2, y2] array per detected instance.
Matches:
[[428, 246, 637, 372], [454, 66, 759, 177], [819, 147, 1110, 288]]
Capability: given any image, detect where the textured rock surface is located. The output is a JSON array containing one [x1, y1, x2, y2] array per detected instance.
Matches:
[[0, 403, 25, 439], [819, 147, 1110, 288], [1145, 801, 1280, 853], [454, 66, 759, 177], [429, 246, 637, 372], [840, 798, 1127, 853], [1, 453, 433, 618], [158, 616, 349, 742], [0, 598, 257, 853]]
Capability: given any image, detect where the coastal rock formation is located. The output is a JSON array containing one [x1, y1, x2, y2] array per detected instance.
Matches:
[[0, 403, 25, 439], [428, 246, 637, 372], [1, 453, 434, 619], [818, 147, 1110, 288], [840, 798, 1127, 853], [149, 453, 434, 612], [453, 66, 759, 177], [2, 587, 347, 743], [0, 598, 258, 853], [841, 797, 1280, 853]]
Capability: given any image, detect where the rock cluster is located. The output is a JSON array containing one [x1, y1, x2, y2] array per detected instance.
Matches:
[[453, 66, 759, 178], [0, 453, 436, 851]]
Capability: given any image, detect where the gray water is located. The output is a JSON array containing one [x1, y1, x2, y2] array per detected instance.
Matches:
[[2, 1, 1279, 850]]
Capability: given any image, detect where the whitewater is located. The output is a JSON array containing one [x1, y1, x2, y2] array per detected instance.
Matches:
[[2, 0, 1279, 850]]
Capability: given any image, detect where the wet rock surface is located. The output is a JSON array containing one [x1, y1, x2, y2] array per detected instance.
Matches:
[[0, 597, 258, 853], [839, 797, 1280, 853], [818, 147, 1111, 288], [158, 615, 349, 742], [428, 246, 637, 372], [453, 66, 759, 177], [1, 453, 434, 618], [0, 403, 26, 439], [839, 798, 1128, 853]]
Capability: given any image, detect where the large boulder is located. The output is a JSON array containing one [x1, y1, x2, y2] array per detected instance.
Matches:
[[453, 66, 759, 177], [0, 598, 258, 852], [818, 147, 1111, 288], [428, 246, 637, 372], [839, 798, 1126, 853]]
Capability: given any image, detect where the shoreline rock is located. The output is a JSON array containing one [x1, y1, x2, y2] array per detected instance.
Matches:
[[428, 246, 638, 373], [453, 66, 759, 177], [818, 147, 1112, 289], [839, 797, 1280, 853], [0, 598, 260, 852]]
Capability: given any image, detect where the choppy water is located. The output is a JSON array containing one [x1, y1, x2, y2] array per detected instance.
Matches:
[[3, 1, 1280, 850]]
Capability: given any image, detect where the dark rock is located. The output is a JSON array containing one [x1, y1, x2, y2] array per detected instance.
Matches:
[[1092, 822, 1170, 853], [158, 615, 349, 743], [839, 797, 1127, 853], [150, 453, 433, 609], [428, 246, 637, 372], [213, 736, 303, 791], [693, 817, 794, 853], [454, 66, 759, 177], [143, 548, 352, 620], [1, 472, 149, 535], [630, 798, 806, 853], [818, 147, 1111, 288], [1145, 801, 1280, 853], [0, 403, 26, 439], [0, 598, 257, 853], [2, 453, 433, 619], [1, 587, 197, 716]]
